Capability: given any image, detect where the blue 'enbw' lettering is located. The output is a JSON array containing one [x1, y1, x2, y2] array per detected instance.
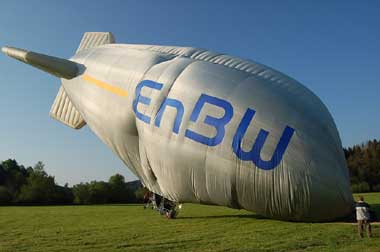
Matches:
[[185, 94, 233, 146], [133, 80, 163, 123], [232, 108, 295, 170], [132, 79, 295, 170], [155, 98, 184, 134]]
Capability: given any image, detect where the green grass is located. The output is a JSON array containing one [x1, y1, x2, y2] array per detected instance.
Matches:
[[0, 193, 379, 252]]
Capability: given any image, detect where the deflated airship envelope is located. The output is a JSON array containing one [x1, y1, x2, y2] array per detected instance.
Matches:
[[2, 32, 353, 221]]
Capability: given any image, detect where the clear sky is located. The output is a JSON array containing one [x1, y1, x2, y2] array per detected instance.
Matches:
[[0, 1, 379, 185]]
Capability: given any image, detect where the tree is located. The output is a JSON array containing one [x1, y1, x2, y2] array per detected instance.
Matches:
[[108, 174, 127, 203], [17, 170, 57, 203], [17, 161, 72, 204], [345, 139, 380, 192], [88, 181, 110, 204], [73, 181, 111, 204], [73, 183, 91, 204], [54, 184, 74, 204], [109, 174, 125, 186], [0, 159, 28, 195], [33, 161, 46, 176], [0, 166, 6, 185]]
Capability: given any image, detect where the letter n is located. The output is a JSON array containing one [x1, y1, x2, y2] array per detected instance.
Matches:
[[154, 98, 184, 134]]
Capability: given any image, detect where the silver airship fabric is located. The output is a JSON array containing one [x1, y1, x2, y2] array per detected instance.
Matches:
[[60, 43, 353, 221], [2, 32, 353, 221], [50, 32, 115, 129]]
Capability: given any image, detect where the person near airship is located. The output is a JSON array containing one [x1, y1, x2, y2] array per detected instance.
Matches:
[[356, 196, 372, 238]]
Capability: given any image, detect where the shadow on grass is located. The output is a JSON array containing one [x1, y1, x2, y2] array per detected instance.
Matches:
[[178, 204, 380, 223], [336, 203, 380, 224], [177, 213, 267, 220]]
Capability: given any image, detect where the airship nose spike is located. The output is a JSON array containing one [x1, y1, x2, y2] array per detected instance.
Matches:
[[2, 46, 28, 60], [2, 46, 79, 79]]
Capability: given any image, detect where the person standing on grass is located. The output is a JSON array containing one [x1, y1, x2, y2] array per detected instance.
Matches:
[[356, 196, 372, 238]]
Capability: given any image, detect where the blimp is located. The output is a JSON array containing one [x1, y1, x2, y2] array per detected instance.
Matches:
[[2, 32, 353, 221]]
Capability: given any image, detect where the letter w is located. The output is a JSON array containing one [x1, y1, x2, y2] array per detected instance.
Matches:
[[232, 108, 295, 170]]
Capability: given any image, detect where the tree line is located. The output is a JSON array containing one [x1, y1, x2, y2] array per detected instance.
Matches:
[[0, 139, 379, 204], [0, 159, 145, 205], [344, 139, 380, 193]]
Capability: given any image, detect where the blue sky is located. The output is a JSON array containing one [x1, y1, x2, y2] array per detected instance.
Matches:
[[0, 1, 379, 185]]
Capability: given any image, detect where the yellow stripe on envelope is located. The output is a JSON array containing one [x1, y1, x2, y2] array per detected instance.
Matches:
[[83, 74, 128, 97]]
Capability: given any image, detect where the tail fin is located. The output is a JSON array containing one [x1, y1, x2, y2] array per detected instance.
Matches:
[[50, 86, 87, 129], [49, 32, 116, 129], [2, 32, 115, 130], [76, 32, 115, 52]]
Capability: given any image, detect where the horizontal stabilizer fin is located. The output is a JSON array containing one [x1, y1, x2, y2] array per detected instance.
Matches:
[[76, 32, 115, 52], [50, 86, 86, 129]]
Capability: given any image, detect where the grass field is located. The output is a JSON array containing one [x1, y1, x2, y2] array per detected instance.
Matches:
[[1, 193, 379, 252]]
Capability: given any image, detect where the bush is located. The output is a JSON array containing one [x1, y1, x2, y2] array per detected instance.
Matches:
[[372, 184, 380, 192], [135, 187, 149, 203], [0, 186, 12, 205], [351, 182, 370, 193], [73, 181, 110, 204]]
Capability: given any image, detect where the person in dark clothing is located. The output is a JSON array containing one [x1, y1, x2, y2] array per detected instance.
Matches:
[[355, 196, 372, 238], [154, 193, 162, 210]]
